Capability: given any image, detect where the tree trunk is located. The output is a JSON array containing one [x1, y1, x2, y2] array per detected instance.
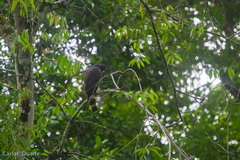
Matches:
[[12, 3, 35, 160], [13, 3, 34, 129]]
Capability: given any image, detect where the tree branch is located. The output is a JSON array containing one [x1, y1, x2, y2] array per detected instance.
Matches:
[[103, 88, 190, 159], [139, 0, 183, 122], [68, 152, 93, 160], [35, 79, 70, 121], [58, 99, 88, 156], [0, 74, 70, 121], [78, 0, 106, 26]]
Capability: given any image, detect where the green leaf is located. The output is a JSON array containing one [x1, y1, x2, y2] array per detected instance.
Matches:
[[162, 32, 168, 46], [138, 93, 146, 103], [61, 56, 68, 69], [176, 55, 183, 62], [151, 90, 159, 100], [30, 130, 35, 140], [133, 42, 137, 49], [110, 148, 119, 155], [53, 106, 60, 116], [20, 0, 27, 12], [136, 41, 141, 53], [136, 60, 141, 69], [198, 25, 204, 38], [167, 55, 174, 65], [209, 69, 213, 79], [139, 153, 146, 160], [115, 29, 121, 38], [37, 117, 44, 126], [162, 12, 169, 24], [112, 92, 124, 98], [149, 148, 161, 158], [190, 25, 196, 37], [139, 59, 145, 67], [36, 129, 42, 139], [143, 56, 151, 64], [169, 31, 175, 38], [214, 69, 219, 78], [20, 8, 23, 17], [149, 105, 158, 114], [29, 0, 35, 10], [227, 68, 235, 80], [139, 5, 145, 18], [41, 64, 46, 74], [66, 61, 72, 77], [151, 146, 161, 150], [95, 136, 102, 147], [147, 93, 154, 102], [134, 148, 145, 154], [129, 58, 136, 66], [16, 34, 21, 42], [73, 62, 78, 75], [11, 0, 19, 13], [44, 150, 51, 154], [55, 17, 59, 26], [171, 22, 178, 30], [173, 52, 183, 62], [16, 138, 26, 150], [50, 17, 54, 26], [63, 29, 69, 41]]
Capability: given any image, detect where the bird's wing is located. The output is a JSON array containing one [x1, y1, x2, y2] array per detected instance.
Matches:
[[84, 67, 102, 83], [84, 67, 102, 94]]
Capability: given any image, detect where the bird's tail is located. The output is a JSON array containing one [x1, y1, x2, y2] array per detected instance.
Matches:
[[90, 98, 97, 112]]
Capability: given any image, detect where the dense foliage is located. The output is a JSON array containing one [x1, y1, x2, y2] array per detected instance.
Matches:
[[0, 0, 239, 159]]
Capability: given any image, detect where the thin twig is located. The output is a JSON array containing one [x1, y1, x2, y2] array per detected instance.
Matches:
[[80, 121, 115, 132], [79, 0, 106, 26], [0, 74, 69, 121], [35, 79, 69, 121], [228, 31, 240, 39], [134, 124, 145, 160], [78, 120, 127, 159], [139, 0, 183, 122], [114, 68, 143, 92], [111, 74, 120, 90], [112, 134, 139, 157], [58, 99, 88, 155], [188, 111, 230, 153], [176, 89, 205, 102], [0, 68, 15, 72], [165, 119, 182, 128], [68, 152, 93, 160], [104, 88, 190, 159]]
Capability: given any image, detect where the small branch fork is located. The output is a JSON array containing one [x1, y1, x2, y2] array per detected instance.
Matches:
[[139, 0, 183, 122], [108, 70, 190, 160]]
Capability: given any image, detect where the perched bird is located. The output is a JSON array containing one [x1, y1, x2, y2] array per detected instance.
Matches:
[[84, 64, 107, 112]]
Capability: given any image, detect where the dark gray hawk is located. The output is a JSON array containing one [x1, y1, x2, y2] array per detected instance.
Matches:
[[84, 64, 107, 112]]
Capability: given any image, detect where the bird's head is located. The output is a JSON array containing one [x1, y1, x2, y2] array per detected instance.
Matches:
[[95, 64, 107, 72]]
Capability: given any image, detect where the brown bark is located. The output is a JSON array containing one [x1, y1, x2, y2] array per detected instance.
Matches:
[[12, 3, 34, 129]]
